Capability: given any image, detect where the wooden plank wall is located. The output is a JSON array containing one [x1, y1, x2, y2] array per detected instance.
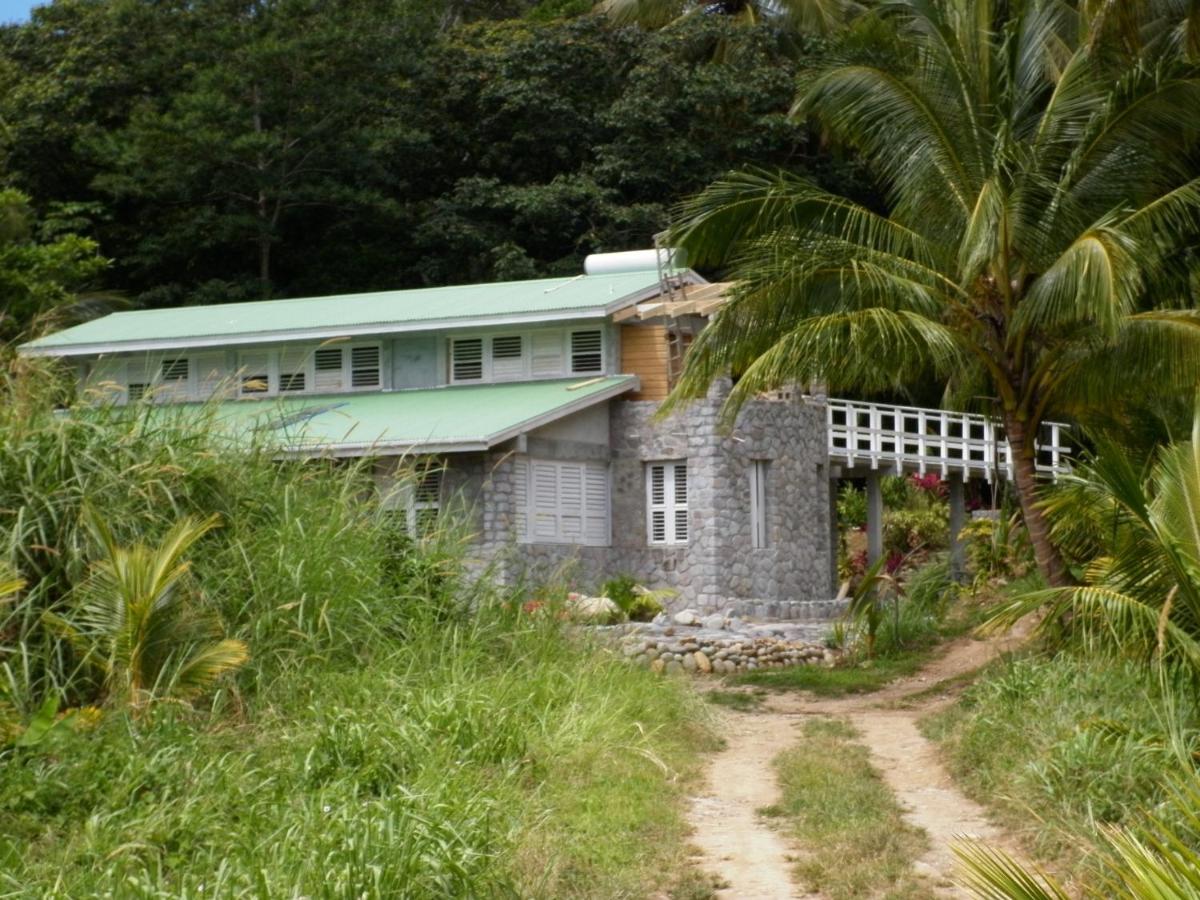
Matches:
[[620, 324, 670, 401]]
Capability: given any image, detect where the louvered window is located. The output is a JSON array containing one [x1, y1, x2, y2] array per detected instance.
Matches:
[[451, 338, 484, 382], [521, 459, 610, 546], [490, 335, 525, 380], [409, 467, 443, 536], [162, 358, 189, 382], [128, 383, 148, 402], [749, 460, 769, 549], [313, 348, 345, 391], [279, 349, 307, 392], [192, 353, 228, 399], [647, 461, 688, 545], [238, 352, 271, 395], [350, 344, 381, 388], [570, 330, 603, 374], [531, 331, 564, 376]]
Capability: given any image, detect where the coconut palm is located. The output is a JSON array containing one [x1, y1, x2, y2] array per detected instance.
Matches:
[[985, 399, 1200, 674], [665, 0, 1200, 586], [49, 509, 248, 708], [955, 771, 1200, 898]]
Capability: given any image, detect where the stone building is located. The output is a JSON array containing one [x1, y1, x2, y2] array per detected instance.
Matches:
[[19, 251, 835, 615]]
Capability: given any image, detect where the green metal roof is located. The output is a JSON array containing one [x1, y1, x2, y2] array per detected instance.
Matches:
[[143, 376, 637, 456], [21, 270, 675, 357]]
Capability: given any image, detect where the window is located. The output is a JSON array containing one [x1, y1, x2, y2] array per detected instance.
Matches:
[[128, 382, 148, 402], [517, 459, 610, 546], [161, 358, 189, 382], [451, 338, 484, 382], [279, 349, 307, 392], [531, 331, 564, 376], [409, 467, 443, 536], [570, 329, 603, 374], [647, 461, 688, 545], [314, 348, 345, 391], [350, 345, 381, 388], [238, 352, 270, 395], [490, 335, 524, 379], [749, 460, 769, 549]]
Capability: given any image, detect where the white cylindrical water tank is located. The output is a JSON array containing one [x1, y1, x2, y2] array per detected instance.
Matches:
[[583, 248, 687, 275]]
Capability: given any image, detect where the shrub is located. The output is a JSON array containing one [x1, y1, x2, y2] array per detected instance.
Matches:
[[837, 483, 867, 529], [882, 507, 948, 556]]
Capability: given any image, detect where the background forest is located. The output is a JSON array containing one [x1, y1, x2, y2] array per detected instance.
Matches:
[[0, 0, 870, 334]]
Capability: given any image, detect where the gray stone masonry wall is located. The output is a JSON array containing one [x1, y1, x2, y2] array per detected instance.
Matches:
[[393, 385, 835, 615], [608, 382, 833, 615]]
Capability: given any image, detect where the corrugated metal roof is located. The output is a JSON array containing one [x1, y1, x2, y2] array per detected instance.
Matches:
[[21, 271, 671, 356], [142, 375, 636, 456]]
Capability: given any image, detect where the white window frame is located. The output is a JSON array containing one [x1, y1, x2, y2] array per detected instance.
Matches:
[[408, 467, 443, 536], [646, 460, 688, 546], [749, 459, 769, 549], [518, 459, 610, 547], [449, 328, 606, 385], [234, 342, 383, 398]]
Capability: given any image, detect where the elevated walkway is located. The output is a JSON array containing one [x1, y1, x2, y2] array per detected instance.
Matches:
[[827, 397, 1070, 481], [822, 397, 1072, 578]]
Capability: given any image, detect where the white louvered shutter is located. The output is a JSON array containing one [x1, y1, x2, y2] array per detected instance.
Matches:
[[350, 344, 381, 388], [313, 347, 345, 391], [159, 357, 190, 400], [673, 463, 689, 543], [531, 461, 560, 541], [279, 348, 308, 393], [513, 458, 529, 540], [646, 461, 687, 545], [558, 464, 583, 541], [584, 465, 610, 544], [194, 352, 228, 400], [238, 352, 271, 395], [490, 335, 524, 380], [531, 331, 565, 377], [452, 338, 484, 382], [570, 330, 603, 374]]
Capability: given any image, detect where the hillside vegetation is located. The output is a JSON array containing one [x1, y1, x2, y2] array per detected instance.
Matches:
[[0, 361, 713, 897]]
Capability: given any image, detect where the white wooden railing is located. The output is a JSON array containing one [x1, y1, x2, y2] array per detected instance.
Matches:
[[826, 398, 1071, 481]]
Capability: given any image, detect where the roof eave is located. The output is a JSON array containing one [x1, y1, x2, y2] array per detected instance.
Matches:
[[19, 270, 708, 359], [265, 375, 639, 459]]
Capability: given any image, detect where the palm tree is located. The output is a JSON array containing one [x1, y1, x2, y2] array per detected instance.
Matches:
[[665, 0, 1200, 587], [985, 399, 1200, 674], [49, 509, 248, 708], [955, 771, 1200, 897]]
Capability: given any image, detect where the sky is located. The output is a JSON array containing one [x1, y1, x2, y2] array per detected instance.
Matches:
[[0, 0, 34, 24]]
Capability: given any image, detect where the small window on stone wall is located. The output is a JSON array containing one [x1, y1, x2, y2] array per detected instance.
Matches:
[[646, 460, 688, 545], [749, 460, 769, 549]]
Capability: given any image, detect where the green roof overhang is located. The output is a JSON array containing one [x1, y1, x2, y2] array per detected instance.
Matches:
[[135, 376, 638, 457], [19, 270, 699, 357]]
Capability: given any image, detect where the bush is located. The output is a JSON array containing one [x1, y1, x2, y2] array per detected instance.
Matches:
[[0, 358, 714, 896], [601, 575, 667, 622], [882, 507, 948, 556], [837, 483, 868, 529]]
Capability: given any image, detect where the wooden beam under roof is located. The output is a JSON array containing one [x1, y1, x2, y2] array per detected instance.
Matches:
[[611, 282, 734, 322]]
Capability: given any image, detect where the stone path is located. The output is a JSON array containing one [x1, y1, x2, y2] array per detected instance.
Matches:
[[686, 632, 1030, 899]]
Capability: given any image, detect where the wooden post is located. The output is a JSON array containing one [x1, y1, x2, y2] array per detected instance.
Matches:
[[867, 471, 883, 566], [949, 477, 966, 582]]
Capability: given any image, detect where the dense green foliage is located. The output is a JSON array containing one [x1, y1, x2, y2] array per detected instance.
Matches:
[[927, 650, 1200, 881], [666, 0, 1200, 586], [0, 1, 857, 325], [0, 362, 711, 895]]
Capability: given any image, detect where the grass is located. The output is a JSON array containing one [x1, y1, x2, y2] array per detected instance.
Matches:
[[732, 649, 929, 695], [704, 688, 766, 710], [766, 717, 930, 899], [923, 648, 1200, 881], [0, 357, 717, 897]]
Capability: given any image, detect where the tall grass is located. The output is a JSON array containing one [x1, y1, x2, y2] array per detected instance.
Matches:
[[0, 356, 712, 896]]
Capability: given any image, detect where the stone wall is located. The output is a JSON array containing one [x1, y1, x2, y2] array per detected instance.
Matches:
[[401, 386, 835, 615]]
